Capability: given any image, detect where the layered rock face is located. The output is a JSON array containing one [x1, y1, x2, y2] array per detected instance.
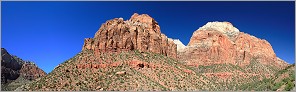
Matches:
[[180, 22, 288, 68], [82, 13, 177, 58]]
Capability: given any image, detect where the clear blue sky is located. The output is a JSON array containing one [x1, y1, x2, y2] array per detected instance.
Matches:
[[2, 1, 295, 73]]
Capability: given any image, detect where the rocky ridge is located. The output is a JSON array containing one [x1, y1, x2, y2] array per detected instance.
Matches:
[[1, 48, 46, 91]]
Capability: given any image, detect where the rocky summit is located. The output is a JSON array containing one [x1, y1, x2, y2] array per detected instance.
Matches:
[[82, 13, 177, 59], [179, 21, 288, 68], [18, 13, 294, 91]]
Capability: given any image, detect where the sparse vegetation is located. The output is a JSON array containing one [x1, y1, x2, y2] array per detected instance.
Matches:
[[17, 50, 295, 91]]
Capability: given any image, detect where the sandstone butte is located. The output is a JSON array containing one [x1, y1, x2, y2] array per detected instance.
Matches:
[[178, 22, 288, 68], [82, 13, 177, 59], [82, 13, 288, 69]]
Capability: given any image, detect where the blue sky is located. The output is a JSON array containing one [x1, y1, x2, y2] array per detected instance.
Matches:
[[2, 1, 295, 73]]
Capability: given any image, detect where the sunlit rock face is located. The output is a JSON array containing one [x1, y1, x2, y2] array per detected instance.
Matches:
[[180, 21, 288, 68], [82, 13, 177, 58]]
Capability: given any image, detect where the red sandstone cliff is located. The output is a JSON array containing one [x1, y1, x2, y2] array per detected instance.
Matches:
[[179, 22, 288, 68], [82, 13, 177, 58]]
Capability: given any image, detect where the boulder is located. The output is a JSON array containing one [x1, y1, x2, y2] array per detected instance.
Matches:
[[115, 71, 126, 75]]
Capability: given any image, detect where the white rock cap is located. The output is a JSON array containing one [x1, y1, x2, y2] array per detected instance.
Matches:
[[198, 21, 240, 37]]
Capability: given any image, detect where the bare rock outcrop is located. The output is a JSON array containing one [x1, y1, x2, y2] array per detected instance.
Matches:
[[82, 13, 177, 58], [180, 21, 288, 68], [19, 62, 46, 80]]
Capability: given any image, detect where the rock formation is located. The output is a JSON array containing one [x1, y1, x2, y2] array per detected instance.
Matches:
[[19, 14, 293, 91], [1, 48, 46, 91], [82, 13, 177, 58], [19, 62, 46, 80], [179, 22, 288, 68]]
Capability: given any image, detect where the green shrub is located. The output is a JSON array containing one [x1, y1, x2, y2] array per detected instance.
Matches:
[[272, 82, 283, 91], [284, 81, 294, 91]]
